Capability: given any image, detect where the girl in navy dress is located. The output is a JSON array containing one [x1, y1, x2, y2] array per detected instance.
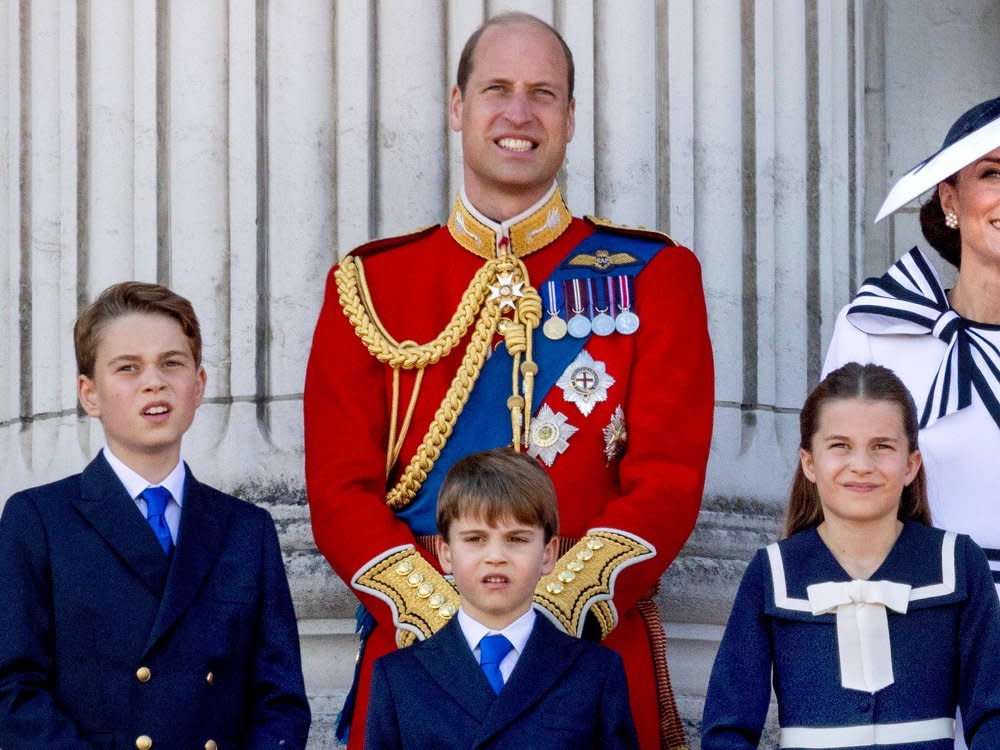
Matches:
[[701, 362, 1000, 750]]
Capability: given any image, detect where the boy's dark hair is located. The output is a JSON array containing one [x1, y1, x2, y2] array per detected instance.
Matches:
[[785, 362, 931, 537], [437, 447, 559, 542], [456, 11, 575, 100], [74, 281, 202, 377]]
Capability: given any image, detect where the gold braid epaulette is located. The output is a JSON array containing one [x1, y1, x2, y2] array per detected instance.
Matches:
[[335, 253, 541, 510], [352, 546, 460, 647], [534, 529, 656, 639]]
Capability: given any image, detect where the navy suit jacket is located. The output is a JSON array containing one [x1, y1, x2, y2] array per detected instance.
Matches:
[[0, 453, 310, 749], [365, 613, 639, 749]]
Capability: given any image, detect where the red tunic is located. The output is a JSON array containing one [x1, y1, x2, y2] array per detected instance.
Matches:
[[305, 191, 714, 749]]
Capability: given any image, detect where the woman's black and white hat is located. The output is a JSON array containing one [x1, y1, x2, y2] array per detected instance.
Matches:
[[876, 96, 1000, 222]]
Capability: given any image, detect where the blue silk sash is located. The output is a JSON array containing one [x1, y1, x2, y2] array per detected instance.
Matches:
[[395, 230, 665, 534]]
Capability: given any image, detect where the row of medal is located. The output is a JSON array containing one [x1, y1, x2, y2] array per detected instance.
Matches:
[[541, 275, 641, 340]]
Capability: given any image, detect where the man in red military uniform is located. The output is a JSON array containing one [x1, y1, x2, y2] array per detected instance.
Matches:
[[305, 12, 713, 749]]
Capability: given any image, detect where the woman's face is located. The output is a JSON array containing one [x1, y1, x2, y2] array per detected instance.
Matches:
[[940, 145, 1000, 269]]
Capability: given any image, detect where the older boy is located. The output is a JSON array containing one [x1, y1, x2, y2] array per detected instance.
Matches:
[[0, 282, 310, 748], [365, 448, 638, 749]]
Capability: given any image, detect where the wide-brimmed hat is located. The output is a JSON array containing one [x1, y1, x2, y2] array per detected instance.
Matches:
[[875, 96, 1000, 222]]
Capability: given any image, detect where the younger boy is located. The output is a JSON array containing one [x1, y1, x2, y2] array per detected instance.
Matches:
[[365, 447, 638, 749], [0, 282, 310, 748]]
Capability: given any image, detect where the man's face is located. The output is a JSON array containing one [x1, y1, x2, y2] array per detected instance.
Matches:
[[450, 22, 575, 218]]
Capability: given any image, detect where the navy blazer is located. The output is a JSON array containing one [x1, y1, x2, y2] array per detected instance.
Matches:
[[365, 613, 639, 749], [0, 453, 310, 749]]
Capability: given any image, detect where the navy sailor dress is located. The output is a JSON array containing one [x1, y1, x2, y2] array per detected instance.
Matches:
[[701, 523, 1000, 749]]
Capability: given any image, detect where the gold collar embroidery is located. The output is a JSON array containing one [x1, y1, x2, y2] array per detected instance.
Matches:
[[447, 185, 573, 259]]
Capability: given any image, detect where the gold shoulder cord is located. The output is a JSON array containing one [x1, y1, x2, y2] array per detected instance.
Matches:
[[335, 253, 541, 510]]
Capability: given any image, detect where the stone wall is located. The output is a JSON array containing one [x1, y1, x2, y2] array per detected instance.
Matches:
[[2, 1, 998, 746]]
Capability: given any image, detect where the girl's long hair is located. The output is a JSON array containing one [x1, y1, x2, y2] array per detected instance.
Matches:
[[784, 362, 931, 537]]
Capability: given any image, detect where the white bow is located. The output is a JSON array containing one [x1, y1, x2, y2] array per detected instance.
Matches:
[[807, 579, 912, 693]]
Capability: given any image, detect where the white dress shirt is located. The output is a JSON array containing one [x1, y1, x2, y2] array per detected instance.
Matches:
[[457, 607, 536, 685], [102, 446, 186, 544]]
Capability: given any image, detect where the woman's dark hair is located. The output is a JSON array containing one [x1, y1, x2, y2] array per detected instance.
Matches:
[[784, 362, 931, 537], [919, 177, 961, 269]]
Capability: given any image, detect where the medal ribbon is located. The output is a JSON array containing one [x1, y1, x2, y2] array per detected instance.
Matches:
[[617, 275, 634, 312], [600, 276, 615, 315], [568, 279, 585, 315], [585, 278, 595, 317], [545, 281, 562, 318], [845, 247, 1000, 431]]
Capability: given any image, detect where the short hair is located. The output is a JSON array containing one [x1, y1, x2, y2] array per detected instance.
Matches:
[[437, 446, 559, 542], [74, 281, 203, 377], [784, 362, 930, 537], [919, 178, 961, 268], [456, 12, 575, 100]]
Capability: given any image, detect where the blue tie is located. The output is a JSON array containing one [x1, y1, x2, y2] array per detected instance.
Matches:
[[479, 634, 513, 694], [141, 486, 173, 555]]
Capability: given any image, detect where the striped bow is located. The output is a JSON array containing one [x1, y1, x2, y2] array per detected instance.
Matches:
[[846, 247, 1000, 431]]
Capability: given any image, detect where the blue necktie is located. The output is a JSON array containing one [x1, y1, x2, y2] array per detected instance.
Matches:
[[140, 486, 173, 555], [479, 634, 513, 694]]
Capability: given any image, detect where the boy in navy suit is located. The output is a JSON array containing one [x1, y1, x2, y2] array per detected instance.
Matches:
[[365, 447, 638, 749], [0, 282, 310, 748]]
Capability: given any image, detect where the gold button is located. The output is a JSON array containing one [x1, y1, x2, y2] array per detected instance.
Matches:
[[205, 741, 218, 750], [136, 736, 153, 750], [545, 581, 564, 594], [567, 561, 584, 572], [586, 538, 604, 550], [439, 603, 457, 619], [576, 548, 594, 561], [206, 671, 214, 685], [394, 560, 414, 575], [428, 593, 445, 609], [557, 570, 576, 583], [406, 571, 424, 587], [416, 582, 434, 598], [135, 666, 151, 683]]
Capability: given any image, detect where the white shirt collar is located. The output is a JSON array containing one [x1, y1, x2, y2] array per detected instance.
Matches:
[[457, 606, 536, 657], [102, 446, 186, 506], [458, 181, 559, 234]]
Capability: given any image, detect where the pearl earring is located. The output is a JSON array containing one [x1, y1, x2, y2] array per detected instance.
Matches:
[[945, 211, 959, 229]]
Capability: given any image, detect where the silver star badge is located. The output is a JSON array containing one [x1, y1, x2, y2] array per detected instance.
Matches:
[[556, 349, 616, 417], [528, 404, 578, 466], [488, 272, 525, 310], [603, 405, 627, 464]]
